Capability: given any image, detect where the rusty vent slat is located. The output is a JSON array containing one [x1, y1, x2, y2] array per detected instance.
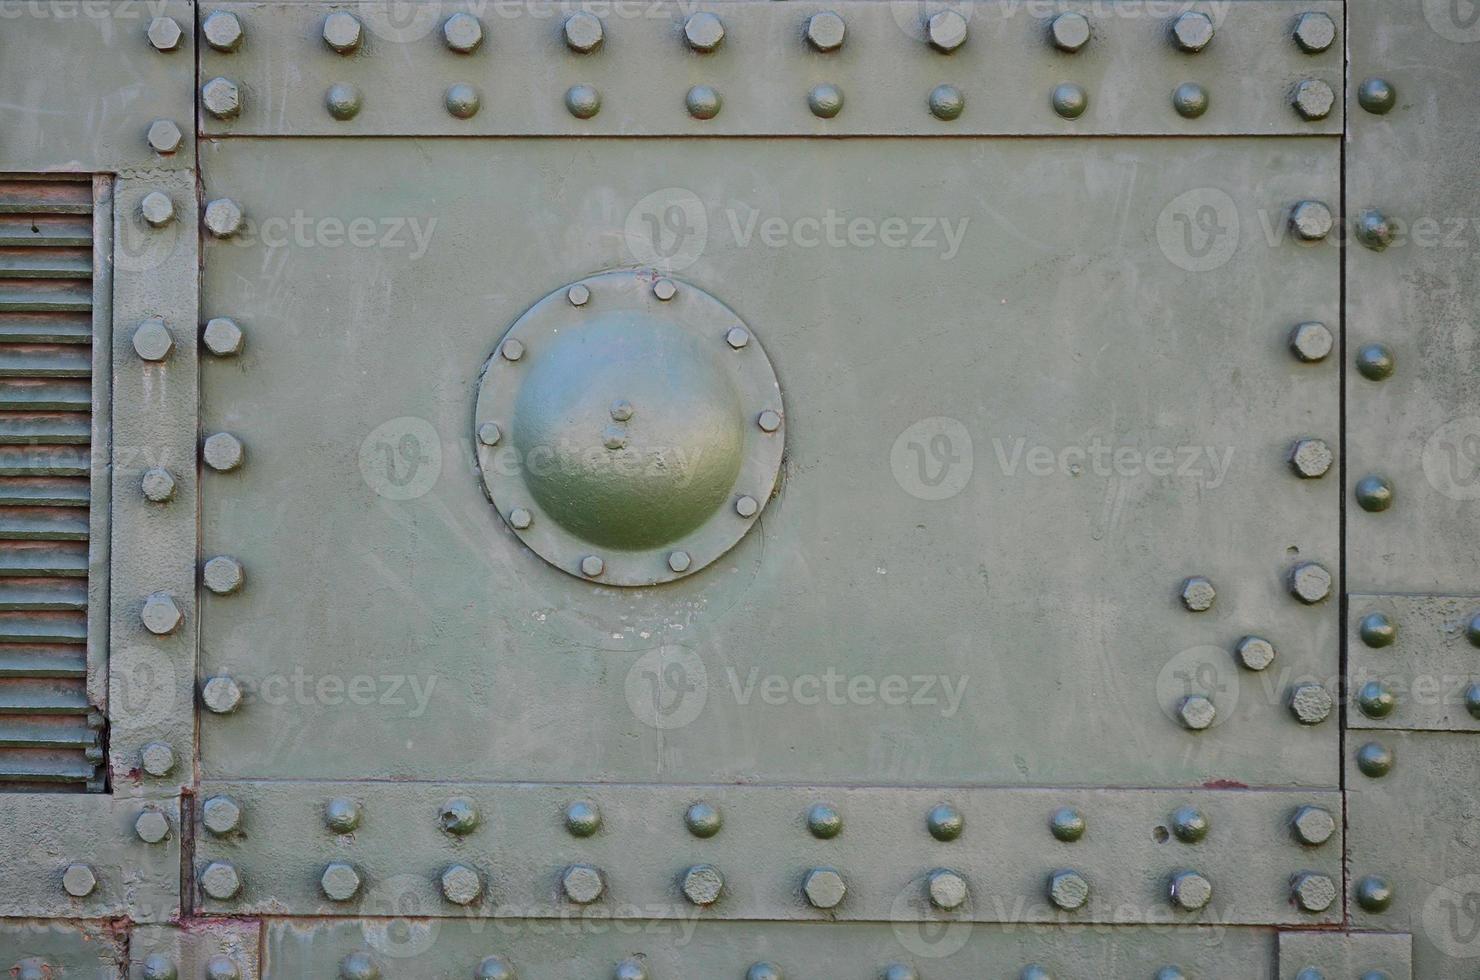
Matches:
[[0, 178, 99, 792]]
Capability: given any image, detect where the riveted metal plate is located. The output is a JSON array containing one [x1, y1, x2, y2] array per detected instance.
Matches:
[[127, 922, 262, 980], [1278, 931, 1412, 980], [1348, 594, 1480, 731], [198, 0, 1342, 137], [0, 920, 123, 978]]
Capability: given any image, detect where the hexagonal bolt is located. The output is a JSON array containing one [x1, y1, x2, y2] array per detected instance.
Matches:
[[564, 11, 604, 52], [440, 863, 483, 905], [1233, 635, 1276, 671], [140, 467, 177, 503], [926, 9, 967, 51], [927, 868, 968, 910], [1168, 11, 1213, 51], [62, 863, 97, 897], [1356, 680, 1396, 718], [681, 864, 724, 906], [807, 802, 842, 839], [1049, 12, 1090, 51], [139, 191, 176, 229], [1292, 11, 1336, 52], [1357, 77, 1396, 114], [202, 794, 243, 835], [1288, 438, 1333, 478], [139, 740, 176, 776], [580, 555, 605, 577], [201, 77, 242, 120], [802, 866, 847, 908], [1291, 804, 1336, 846], [1290, 871, 1336, 912], [566, 283, 591, 306], [735, 495, 760, 518], [1179, 576, 1215, 612], [443, 12, 484, 52], [146, 119, 183, 155], [1168, 870, 1212, 910], [1047, 869, 1090, 911], [1176, 694, 1216, 731], [561, 863, 606, 904], [613, 959, 648, 980], [321, 861, 363, 902], [140, 952, 178, 980], [684, 11, 725, 51], [203, 198, 245, 238], [203, 432, 245, 471], [1288, 200, 1333, 242], [204, 955, 240, 980], [200, 860, 242, 900], [338, 951, 380, 980], [140, 591, 183, 635], [507, 508, 532, 530], [1356, 741, 1394, 778], [201, 675, 243, 715], [1355, 209, 1395, 251], [325, 797, 362, 833], [927, 801, 964, 840], [147, 15, 183, 50], [1355, 874, 1394, 912], [1291, 79, 1335, 120], [806, 10, 846, 51], [1288, 321, 1333, 362], [1288, 561, 1332, 604], [652, 278, 678, 301], [757, 409, 783, 433], [1354, 474, 1394, 513], [203, 556, 245, 595], [500, 338, 525, 361], [667, 551, 692, 573], [134, 808, 172, 843], [203, 317, 245, 356], [685, 800, 722, 837], [1288, 682, 1333, 725], [475, 955, 516, 980], [1169, 805, 1209, 843], [1048, 806, 1085, 842], [202, 10, 244, 51], [132, 317, 175, 360], [323, 11, 363, 53]]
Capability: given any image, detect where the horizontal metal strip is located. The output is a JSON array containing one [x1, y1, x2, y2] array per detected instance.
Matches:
[[0, 718, 97, 748], [0, 753, 99, 783], [0, 182, 92, 215], [0, 216, 92, 248], [0, 611, 87, 644], [0, 510, 89, 540], [195, 782, 1343, 925], [0, 413, 90, 445], [0, 345, 92, 377], [0, 544, 87, 577], [0, 314, 92, 344], [0, 675, 91, 711], [200, 0, 1343, 138], [1348, 594, 1480, 732], [0, 478, 90, 507], [0, 248, 92, 279], [0, 645, 88, 677], [0, 379, 90, 410], [0, 581, 87, 611]]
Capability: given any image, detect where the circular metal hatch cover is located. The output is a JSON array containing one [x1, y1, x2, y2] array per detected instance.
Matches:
[[475, 271, 784, 586]]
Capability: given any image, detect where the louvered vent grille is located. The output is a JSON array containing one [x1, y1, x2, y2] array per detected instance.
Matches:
[[0, 177, 103, 792]]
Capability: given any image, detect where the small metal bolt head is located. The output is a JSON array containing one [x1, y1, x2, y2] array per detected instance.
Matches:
[[1049, 11, 1090, 51], [1355, 209, 1395, 251], [1291, 79, 1335, 120], [1356, 343, 1395, 380], [323, 11, 363, 53], [141, 591, 182, 635], [440, 864, 483, 905], [141, 467, 177, 502], [927, 868, 968, 910], [440, 796, 480, 834], [807, 802, 843, 838], [610, 399, 634, 421], [735, 495, 760, 518], [326, 84, 363, 121], [757, 409, 783, 433], [204, 957, 240, 980], [132, 317, 175, 360], [564, 11, 604, 52], [141, 953, 178, 980], [1288, 682, 1333, 724], [1168, 870, 1212, 910], [1233, 635, 1276, 671], [146, 120, 183, 155], [338, 952, 379, 980], [147, 15, 183, 50], [565, 84, 601, 119], [202, 795, 243, 835], [808, 83, 845, 119], [203, 317, 244, 356], [1469, 612, 1480, 647], [725, 327, 751, 349], [135, 808, 171, 843], [685, 800, 722, 837], [681, 864, 724, 905], [1289, 561, 1332, 604], [139, 740, 176, 776], [580, 555, 605, 577], [445, 83, 480, 119], [667, 551, 692, 573], [927, 84, 965, 121], [203, 556, 245, 595], [200, 860, 242, 900], [1292, 11, 1336, 52], [62, 863, 97, 897], [1047, 869, 1090, 911], [1288, 321, 1333, 362], [746, 964, 783, 980], [1355, 475, 1394, 512], [653, 278, 677, 301], [1176, 694, 1216, 731], [1169, 806, 1209, 843], [802, 866, 847, 908], [1179, 576, 1215, 612], [139, 190, 176, 228], [613, 959, 648, 980], [1021, 967, 1054, 980], [201, 675, 243, 714], [476, 422, 501, 448], [501, 338, 525, 361], [1051, 83, 1088, 119], [325, 797, 361, 833], [508, 508, 533, 530], [321, 862, 363, 902], [1289, 200, 1333, 242], [204, 432, 244, 471], [806, 11, 846, 51], [684, 11, 725, 52], [1171, 82, 1208, 118], [926, 9, 968, 51], [1291, 804, 1336, 846], [565, 799, 601, 836], [1289, 438, 1333, 478], [927, 802, 964, 840], [562, 864, 606, 904], [474, 956, 516, 980], [203, 198, 244, 238], [1169, 11, 1213, 51], [1357, 680, 1396, 718], [203, 10, 244, 51], [1358, 77, 1396, 114], [1466, 682, 1480, 719], [881, 966, 918, 980], [1356, 741, 1394, 777], [202, 77, 242, 120], [443, 13, 484, 53], [567, 284, 591, 307], [684, 84, 722, 120], [1291, 871, 1336, 912], [1359, 611, 1396, 647], [1048, 806, 1085, 842]]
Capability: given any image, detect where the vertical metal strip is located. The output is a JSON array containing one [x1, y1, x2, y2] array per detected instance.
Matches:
[[87, 173, 114, 717]]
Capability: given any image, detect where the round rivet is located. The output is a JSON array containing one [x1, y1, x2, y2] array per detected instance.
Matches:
[[339, 952, 379, 980], [927, 868, 968, 910], [684, 11, 725, 52], [725, 327, 750, 349], [135, 809, 171, 843], [562, 864, 606, 904], [323, 11, 363, 53], [1289, 200, 1333, 242], [132, 317, 175, 360], [322, 862, 363, 902], [474, 956, 516, 980], [1291, 871, 1337, 912], [147, 16, 183, 51], [146, 119, 183, 155], [1288, 321, 1333, 362], [478, 422, 502, 447], [564, 11, 604, 52], [667, 551, 692, 573], [565, 800, 601, 836], [201, 78, 242, 120], [746, 964, 783, 980], [200, 860, 241, 900], [1466, 682, 1480, 719], [927, 802, 963, 841], [1021, 967, 1054, 980], [1171, 82, 1209, 118], [201, 676, 243, 715], [928, 84, 965, 121], [1357, 680, 1396, 718], [614, 958, 647, 980], [202, 10, 244, 52], [1355, 343, 1395, 380], [1169, 11, 1214, 51], [204, 956, 240, 980], [1358, 77, 1396, 114], [203, 197, 244, 237], [1177, 694, 1216, 731], [443, 13, 484, 53], [1233, 635, 1276, 671], [1049, 11, 1090, 51], [1293, 11, 1336, 52], [1289, 561, 1332, 604], [580, 555, 605, 577], [445, 83, 481, 119], [808, 83, 844, 119], [501, 338, 525, 361], [204, 432, 245, 471], [881, 965, 918, 980], [685, 85, 723, 120], [1170, 806, 1209, 843], [802, 866, 847, 908], [926, 9, 967, 52], [141, 953, 178, 980], [508, 508, 532, 530], [1355, 474, 1394, 512], [1051, 82, 1088, 119], [141, 592, 182, 635], [326, 84, 362, 121], [735, 495, 760, 518], [203, 795, 242, 835], [1168, 870, 1212, 910], [685, 800, 722, 837], [1288, 682, 1333, 724], [440, 797, 480, 835], [1468, 611, 1480, 647], [757, 410, 782, 432], [1047, 869, 1090, 911], [1291, 804, 1336, 846], [1289, 438, 1334, 478], [139, 741, 176, 776], [806, 11, 846, 51], [806, 803, 842, 838], [609, 399, 634, 421], [1291, 78, 1335, 121], [565, 84, 601, 119], [602, 425, 627, 448], [203, 555, 244, 595], [1355, 209, 1394, 251], [1049, 806, 1085, 842], [440, 864, 482, 905], [1359, 611, 1396, 647], [62, 863, 97, 897], [203, 317, 244, 356], [1356, 741, 1393, 777], [1179, 576, 1215, 612], [1155, 971, 1187, 980], [653, 278, 677, 301], [681, 864, 724, 905], [141, 467, 177, 503], [325, 797, 361, 833]]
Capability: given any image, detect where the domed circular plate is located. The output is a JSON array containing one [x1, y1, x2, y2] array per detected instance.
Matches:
[[476, 271, 783, 586]]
